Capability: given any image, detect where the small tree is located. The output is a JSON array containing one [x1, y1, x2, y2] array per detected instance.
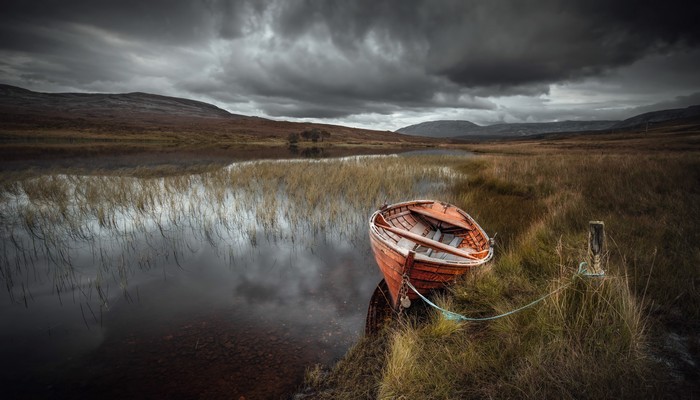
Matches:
[[300, 128, 321, 142], [287, 132, 299, 146], [310, 129, 320, 142]]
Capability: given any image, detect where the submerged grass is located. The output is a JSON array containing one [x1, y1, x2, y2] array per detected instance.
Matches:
[[0, 154, 464, 312], [303, 152, 699, 399]]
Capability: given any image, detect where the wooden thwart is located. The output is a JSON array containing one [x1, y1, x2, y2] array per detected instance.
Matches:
[[407, 205, 474, 231]]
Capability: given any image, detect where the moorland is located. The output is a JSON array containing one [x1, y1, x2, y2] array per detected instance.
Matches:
[[299, 117, 700, 399], [1, 84, 699, 398]]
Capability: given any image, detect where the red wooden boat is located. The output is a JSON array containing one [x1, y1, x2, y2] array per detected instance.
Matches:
[[369, 200, 494, 309]]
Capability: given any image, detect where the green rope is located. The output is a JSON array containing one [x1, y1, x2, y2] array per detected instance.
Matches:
[[577, 261, 606, 277], [406, 263, 604, 322]]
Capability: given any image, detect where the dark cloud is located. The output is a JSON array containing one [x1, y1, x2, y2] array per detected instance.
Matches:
[[436, 1, 700, 87], [265, 0, 700, 88], [0, 1, 245, 45], [0, 0, 698, 124], [265, 104, 360, 119]]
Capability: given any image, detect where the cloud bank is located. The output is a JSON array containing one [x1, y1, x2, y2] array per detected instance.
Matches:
[[1, 0, 699, 129]]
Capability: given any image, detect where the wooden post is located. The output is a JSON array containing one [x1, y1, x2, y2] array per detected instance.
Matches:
[[588, 221, 605, 274]]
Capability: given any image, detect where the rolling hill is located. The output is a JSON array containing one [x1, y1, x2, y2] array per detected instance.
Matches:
[[397, 105, 700, 140], [398, 119, 618, 139], [0, 84, 423, 145], [611, 105, 700, 130], [397, 120, 481, 137]]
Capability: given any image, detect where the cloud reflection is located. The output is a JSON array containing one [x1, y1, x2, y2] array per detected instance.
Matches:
[[0, 153, 464, 396]]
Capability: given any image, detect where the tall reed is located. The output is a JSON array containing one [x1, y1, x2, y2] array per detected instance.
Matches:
[[0, 154, 464, 312]]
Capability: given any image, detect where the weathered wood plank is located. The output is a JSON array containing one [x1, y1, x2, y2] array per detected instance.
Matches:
[[408, 205, 474, 231], [588, 221, 605, 274], [387, 210, 412, 220]]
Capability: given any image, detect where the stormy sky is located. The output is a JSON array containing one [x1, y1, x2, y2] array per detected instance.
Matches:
[[1, 0, 699, 130]]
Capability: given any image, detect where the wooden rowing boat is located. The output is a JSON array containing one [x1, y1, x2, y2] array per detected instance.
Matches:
[[368, 200, 494, 309]]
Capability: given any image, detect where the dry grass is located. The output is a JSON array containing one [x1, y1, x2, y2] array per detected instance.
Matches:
[[303, 150, 699, 399], [454, 153, 700, 320]]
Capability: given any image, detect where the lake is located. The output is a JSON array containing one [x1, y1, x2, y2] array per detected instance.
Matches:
[[0, 149, 469, 398]]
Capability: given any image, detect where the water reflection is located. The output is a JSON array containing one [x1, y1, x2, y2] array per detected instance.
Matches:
[[287, 145, 328, 158], [0, 153, 466, 398]]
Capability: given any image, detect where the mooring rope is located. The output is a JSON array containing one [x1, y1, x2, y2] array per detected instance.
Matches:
[[577, 261, 606, 277], [406, 262, 605, 322]]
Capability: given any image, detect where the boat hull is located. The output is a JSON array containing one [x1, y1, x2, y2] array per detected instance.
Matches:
[[369, 200, 493, 308]]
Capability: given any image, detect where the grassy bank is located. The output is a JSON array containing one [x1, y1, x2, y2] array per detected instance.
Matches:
[[302, 152, 699, 399]]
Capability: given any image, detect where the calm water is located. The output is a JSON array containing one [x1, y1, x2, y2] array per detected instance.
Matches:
[[0, 150, 469, 398]]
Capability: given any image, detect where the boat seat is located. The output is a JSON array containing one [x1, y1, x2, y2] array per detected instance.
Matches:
[[442, 252, 475, 261], [394, 224, 473, 260], [448, 236, 463, 247], [422, 229, 442, 256], [434, 236, 464, 259], [440, 233, 455, 245], [396, 223, 429, 250]]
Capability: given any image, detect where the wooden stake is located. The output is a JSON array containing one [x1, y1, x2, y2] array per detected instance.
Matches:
[[588, 221, 605, 274]]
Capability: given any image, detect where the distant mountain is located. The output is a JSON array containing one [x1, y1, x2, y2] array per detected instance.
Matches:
[[397, 120, 480, 138], [612, 105, 700, 130], [398, 104, 700, 140], [398, 119, 618, 139]]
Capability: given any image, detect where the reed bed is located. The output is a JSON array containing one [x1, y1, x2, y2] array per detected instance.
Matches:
[[0, 154, 464, 315]]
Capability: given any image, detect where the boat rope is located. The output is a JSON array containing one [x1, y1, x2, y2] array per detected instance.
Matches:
[[405, 262, 605, 322], [577, 261, 606, 277]]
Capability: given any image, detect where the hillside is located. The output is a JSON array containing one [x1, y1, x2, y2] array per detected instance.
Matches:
[[0, 84, 239, 119], [397, 120, 480, 137], [398, 105, 700, 140], [612, 104, 700, 129], [0, 84, 424, 145]]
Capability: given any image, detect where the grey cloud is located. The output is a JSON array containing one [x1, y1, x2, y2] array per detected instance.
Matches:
[[266, 0, 700, 89], [0, 1, 245, 45], [263, 103, 364, 119], [230, 0, 699, 117], [0, 0, 698, 123]]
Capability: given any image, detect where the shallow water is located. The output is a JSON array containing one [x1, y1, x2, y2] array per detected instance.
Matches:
[[0, 151, 469, 398]]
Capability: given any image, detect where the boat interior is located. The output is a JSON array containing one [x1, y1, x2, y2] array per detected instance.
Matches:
[[378, 203, 488, 261]]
